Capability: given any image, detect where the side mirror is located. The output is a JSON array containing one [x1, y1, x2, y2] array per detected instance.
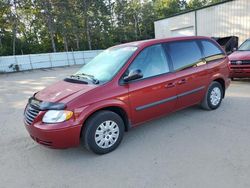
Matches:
[[123, 69, 143, 82]]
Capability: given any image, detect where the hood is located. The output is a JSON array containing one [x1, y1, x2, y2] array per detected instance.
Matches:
[[229, 51, 250, 61], [35, 80, 97, 103]]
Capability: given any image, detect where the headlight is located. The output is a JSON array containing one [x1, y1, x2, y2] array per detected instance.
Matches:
[[42, 110, 73, 123]]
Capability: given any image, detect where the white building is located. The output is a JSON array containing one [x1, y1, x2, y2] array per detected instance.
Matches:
[[154, 0, 250, 44]]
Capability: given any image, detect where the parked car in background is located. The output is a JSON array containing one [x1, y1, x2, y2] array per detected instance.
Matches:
[[24, 36, 230, 154], [229, 39, 250, 80]]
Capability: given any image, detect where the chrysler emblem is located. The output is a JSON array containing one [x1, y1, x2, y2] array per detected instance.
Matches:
[[236, 61, 242, 65]]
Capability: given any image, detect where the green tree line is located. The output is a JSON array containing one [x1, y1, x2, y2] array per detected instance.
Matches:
[[0, 0, 227, 56]]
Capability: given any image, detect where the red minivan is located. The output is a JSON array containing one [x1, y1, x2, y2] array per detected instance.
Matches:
[[24, 36, 230, 154], [229, 39, 250, 80]]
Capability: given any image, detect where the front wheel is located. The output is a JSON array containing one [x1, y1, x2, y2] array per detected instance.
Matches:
[[81, 110, 125, 154], [201, 81, 223, 110]]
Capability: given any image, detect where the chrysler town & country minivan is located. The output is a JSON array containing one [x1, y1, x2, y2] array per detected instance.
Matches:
[[24, 36, 230, 154]]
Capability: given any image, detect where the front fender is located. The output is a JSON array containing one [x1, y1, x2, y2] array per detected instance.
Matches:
[[73, 99, 131, 128]]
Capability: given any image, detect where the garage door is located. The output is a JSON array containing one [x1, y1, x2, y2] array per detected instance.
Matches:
[[171, 26, 195, 37]]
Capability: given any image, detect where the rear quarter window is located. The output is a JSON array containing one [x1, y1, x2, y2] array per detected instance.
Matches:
[[201, 40, 225, 61], [167, 40, 203, 71]]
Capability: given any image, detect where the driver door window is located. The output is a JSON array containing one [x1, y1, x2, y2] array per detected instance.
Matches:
[[126, 44, 176, 125], [128, 44, 170, 80]]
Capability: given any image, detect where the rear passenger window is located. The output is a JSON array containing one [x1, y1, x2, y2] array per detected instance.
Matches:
[[168, 41, 203, 71], [201, 40, 225, 61]]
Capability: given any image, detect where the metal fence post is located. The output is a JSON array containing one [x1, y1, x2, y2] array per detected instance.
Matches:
[[71, 48, 76, 65], [14, 55, 20, 71], [48, 53, 53, 68], [82, 51, 85, 65], [0, 56, 2, 73], [29, 54, 33, 70], [66, 51, 70, 66]]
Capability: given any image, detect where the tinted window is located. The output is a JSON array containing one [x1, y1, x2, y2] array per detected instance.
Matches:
[[202, 40, 224, 58], [168, 41, 203, 71], [238, 39, 250, 51], [128, 44, 170, 79]]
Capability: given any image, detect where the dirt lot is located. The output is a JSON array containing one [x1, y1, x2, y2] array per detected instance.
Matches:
[[0, 66, 250, 188]]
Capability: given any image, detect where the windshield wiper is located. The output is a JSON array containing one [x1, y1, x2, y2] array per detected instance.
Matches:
[[73, 73, 99, 84], [64, 75, 88, 84]]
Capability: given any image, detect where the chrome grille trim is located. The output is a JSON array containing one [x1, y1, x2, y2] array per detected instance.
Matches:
[[231, 60, 250, 65], [26, 110, 36, 119], [24, 105, 40, 125]]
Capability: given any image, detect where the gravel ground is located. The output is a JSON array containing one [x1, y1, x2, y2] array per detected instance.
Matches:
[[0, 66, 250, 188]]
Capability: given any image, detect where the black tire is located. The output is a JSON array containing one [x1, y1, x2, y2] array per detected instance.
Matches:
[[81, 110, 125, 154], [201, 81, 223, 110], [231, 77, 234, 81]]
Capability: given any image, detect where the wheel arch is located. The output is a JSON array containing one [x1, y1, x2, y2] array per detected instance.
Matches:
[[79, 103, 131, 139], [92, 106, 130, 132], [213, 77, 225, 98]]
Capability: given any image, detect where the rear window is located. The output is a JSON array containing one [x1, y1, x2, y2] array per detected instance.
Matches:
[[201, 40, 225, 61], [167, 40, 203, 71]]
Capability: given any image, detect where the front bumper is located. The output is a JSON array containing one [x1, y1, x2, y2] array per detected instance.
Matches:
[[230, 65, 250, 78], [24, 120, 82, 149]]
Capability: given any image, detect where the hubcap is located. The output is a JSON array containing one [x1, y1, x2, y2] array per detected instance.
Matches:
[[210, 87, 221, 106], [95, 120, 119, 149]]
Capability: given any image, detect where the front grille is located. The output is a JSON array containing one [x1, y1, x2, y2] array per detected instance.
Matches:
[[231, 60, 250, 65], [24, 105, 40, 125]]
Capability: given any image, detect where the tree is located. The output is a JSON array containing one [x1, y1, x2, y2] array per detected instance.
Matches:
[[0, 1, 11, 54], [0, 0, 231, 56], [187, 0, 224, 9], [36, 0, 57, 52], [153, 0, 184, 19]]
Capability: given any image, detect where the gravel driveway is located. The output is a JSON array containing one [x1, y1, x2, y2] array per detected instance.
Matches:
[[0, 66, 250, 188]]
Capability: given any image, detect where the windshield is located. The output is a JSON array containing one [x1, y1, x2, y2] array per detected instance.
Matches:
[[238, 40, 250, 51], [73, 46, 137, 83]]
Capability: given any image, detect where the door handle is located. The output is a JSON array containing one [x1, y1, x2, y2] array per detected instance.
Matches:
[[165, 83, 175, 88], [177, 78, 187, 85]]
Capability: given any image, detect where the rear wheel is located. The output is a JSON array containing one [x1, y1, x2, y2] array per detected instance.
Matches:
[[231, 77, 234, 81], [201, 81, 223, 110], [81, 110, 124, 154]]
